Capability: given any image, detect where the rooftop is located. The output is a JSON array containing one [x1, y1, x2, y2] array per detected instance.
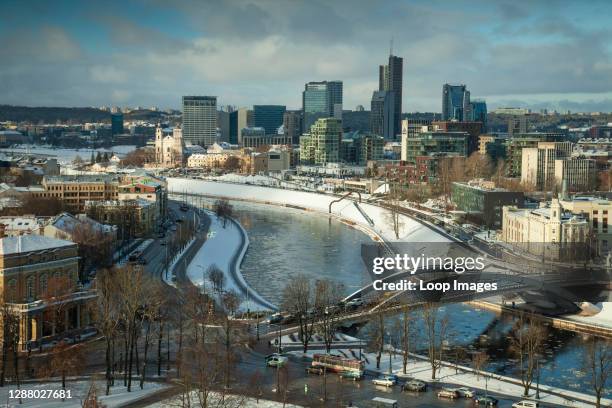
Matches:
[[0, 235, 75, 256]]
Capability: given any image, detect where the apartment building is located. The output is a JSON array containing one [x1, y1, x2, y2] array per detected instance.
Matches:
[[36, 175, 121, 212]]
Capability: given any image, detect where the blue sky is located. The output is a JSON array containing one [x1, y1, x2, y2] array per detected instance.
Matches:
[[1, 0, 612, 112]]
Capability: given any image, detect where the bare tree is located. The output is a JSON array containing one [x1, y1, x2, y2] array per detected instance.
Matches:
[[90, 269, 120, 395], [215, 199, 233, 228], [314, 279, 343, 353], [220, 290, 242, 389], [368, 310, 385, 370], [472, 351, 490, 381], [385, 190, 404, 240], [583, 337, 611, 408], [400, 308, 412, 374], [208, 265, 225, 293], [281, 275, 315, 353], [41, 341, 84, 392], [422, 302, 449, 380], [509, 312, 546, 397]]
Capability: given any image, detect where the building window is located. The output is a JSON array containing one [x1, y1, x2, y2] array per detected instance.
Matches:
[[40, 274, 48, 295], [26, 277, 35, 301]]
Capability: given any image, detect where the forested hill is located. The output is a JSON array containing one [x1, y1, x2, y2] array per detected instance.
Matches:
[[0, 105, 165, 123]]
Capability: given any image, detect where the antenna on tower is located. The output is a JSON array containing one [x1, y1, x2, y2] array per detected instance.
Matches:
[[390, 37, 394, 56]]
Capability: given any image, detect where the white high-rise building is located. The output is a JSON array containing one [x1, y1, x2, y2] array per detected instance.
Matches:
[[182, 96, 217, 147]]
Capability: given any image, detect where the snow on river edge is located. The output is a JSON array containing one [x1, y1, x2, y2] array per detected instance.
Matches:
[[167, 178, 450, 244]]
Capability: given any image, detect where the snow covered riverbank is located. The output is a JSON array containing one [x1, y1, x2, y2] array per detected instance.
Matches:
[[185, 210, 275, 312], [168, 178, 450, 244]]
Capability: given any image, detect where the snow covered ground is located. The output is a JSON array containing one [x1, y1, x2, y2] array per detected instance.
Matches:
[[290, 349, 609, 408], [185, 210, 275, 312], [0, 145, 136, 165], [168, 178, 450, 244], [566, 301, 612, 328], [151, 390, 302, 407], [0, 379, 167, 407]]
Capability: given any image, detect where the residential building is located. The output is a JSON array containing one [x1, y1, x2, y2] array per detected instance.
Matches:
[[370, 91, 395, 140], [378, 54, 403, 137], [0, 131, 27, 147], [501, 199, 589, 260], [520, 141, 573, 190], [36, 175, 121, 212], [478, 134, 507, 162], [44, 212, 117, 243], [117, 178, 167, 220], [507, 115, 530, 137], [432, 121, 483, 154], [442, 84, 471, 121], [554, 158, 596, 192], [0, 216, 45, 236], [182, 96, 217, 147], [505, 133, 566, 177], [0, 235, 94, 350], [402, 131, 469, 164], [155, 127, 185, 167], [302, 81, 343, 130], [299, 118, 342, 165], [494, 107, 531, 115], [85, 199, 156, 238], [451, 179, 524, 228], [253, 105, 286, 135]]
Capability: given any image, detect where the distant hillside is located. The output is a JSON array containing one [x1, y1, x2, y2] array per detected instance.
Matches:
[[0, 105, 111, 123], [0, 105, 165, 123]]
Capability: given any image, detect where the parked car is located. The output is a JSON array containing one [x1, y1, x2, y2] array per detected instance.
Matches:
[[372, 374, 398, 387], [437, 389, 459, 399], [455, 387, 475, 398], [266, 355, 287, 367], [402, 379, 427, 392], [512, 401, 539, 408], [339, 370, 363, 381], [344, 298, 364, 310], [474, 395, 499, 406]]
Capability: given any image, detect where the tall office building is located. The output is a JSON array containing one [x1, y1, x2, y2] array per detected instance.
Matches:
[[111, 113, 124, 136], [370, 90, 395, 140], [253, 105, 286, 135], [378, 54, 403, 138], [283, 110, 303, 145], [302, 81, 343, 130], [442, 84, 471, 121], [470, 100, 487, 131], [217, 110, 230, 143], [182, 96, 217, 147]]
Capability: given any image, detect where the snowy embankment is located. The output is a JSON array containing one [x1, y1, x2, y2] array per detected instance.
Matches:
[[290, 349, 608, 408], [151, 391, 302, 407], [168, 178, 450, 244], [0, 379, 168, 408], [185, 210, 275, 312]]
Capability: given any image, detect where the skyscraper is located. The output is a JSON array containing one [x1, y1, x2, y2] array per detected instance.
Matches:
[[470, 99, 487, 131], [442, 84, 471, 121], [283, 110, 303, 145], [182, 96, 217, 146], [370, 90, 395, 140], [378, 54, 403, 138], [111, 113, 124, 136], [253, 105, 286, 135], [302, 81, 343, 130], [299, 118, 342, 165]]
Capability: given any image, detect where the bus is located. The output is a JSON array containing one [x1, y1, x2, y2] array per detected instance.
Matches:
[[311, 354, 364, 375]]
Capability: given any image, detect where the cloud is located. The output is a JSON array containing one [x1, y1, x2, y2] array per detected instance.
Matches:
[[0, 0, 612, 112]]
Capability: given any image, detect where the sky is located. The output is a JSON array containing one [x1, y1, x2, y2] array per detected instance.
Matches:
[[1, 0, 612, 112]]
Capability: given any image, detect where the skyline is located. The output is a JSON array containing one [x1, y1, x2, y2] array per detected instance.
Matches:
[[1, 0, 612, 112]]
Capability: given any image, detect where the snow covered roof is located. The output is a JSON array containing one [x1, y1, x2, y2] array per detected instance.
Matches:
[[0, 235, 75, 255], [50, 212, 115, 234]]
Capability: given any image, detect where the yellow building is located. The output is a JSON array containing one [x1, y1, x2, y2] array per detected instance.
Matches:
[[560, 196, 612, 254], [0, 235, 94, 350], [501, 199, 589, 260]]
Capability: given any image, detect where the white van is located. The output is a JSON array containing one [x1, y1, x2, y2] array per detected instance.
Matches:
[[512, 401, 539, 408]]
